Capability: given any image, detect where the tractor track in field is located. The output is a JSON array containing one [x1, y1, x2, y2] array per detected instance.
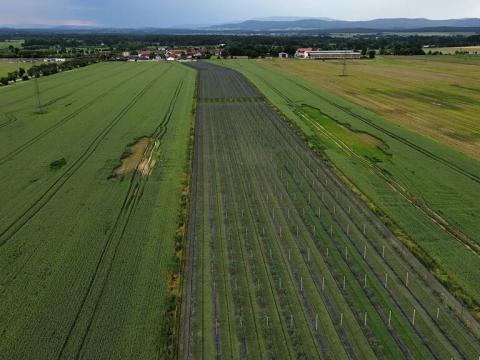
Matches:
[[57, 75, 184, 360], [0, 65, 157, 166], [291, 80, 480, 184], [0, 63, 123, 110], [0, 67, 167, 248], [0, 113, 18, 129]]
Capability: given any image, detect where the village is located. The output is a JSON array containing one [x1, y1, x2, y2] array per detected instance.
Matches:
[[111, 46, 225, 61]]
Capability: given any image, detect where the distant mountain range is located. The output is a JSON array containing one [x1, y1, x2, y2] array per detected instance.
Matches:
[[204, 17, 480, 31], [2, 17, 480, 33]]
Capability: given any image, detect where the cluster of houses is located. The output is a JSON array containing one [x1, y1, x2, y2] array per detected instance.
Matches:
[[279, 48, 362, 60], [114, 47, 223, 62]]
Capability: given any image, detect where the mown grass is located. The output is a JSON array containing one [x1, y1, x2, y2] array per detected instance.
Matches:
[[216, 59, 480, 320], [0, 61, 196, 359]]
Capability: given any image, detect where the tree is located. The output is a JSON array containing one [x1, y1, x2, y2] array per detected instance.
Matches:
[[18, 67, 26, 77], [0, 77, 8, 86], [368, 50, 376, 59]]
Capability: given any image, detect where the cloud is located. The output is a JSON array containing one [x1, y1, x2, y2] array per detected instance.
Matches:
[[1, 0, 479, 28]]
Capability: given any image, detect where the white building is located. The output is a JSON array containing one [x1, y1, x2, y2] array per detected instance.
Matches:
[[278, 52, 289, 59], [295, 49, 361, 60]]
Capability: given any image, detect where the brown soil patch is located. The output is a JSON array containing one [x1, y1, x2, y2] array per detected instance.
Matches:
[[113, 137, 152, 177]]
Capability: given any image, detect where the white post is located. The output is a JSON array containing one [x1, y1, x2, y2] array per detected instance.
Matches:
[[340, 313, 343, 327], [348, 206, 351, 214], [406, 272, 409, 287], [315, 314, 318, 331], [363, 245, 367, 259], [300, 277, 303, 292], [388, 310, 392, 328], [382, 246, 385, 259], [313, 225, 316, 236], [364, 312, 367, 327], [343, 275, 346, 290], [330, 224, 333, 236], [412, 309, 416, 326], [318, 207, 321, 217], [345, 247, 348, 260], [326, 248, 329, 257], [266, 316, 269, 328], [307, 248, 310, 262], [384, 273, 388, 288], [363, 224, 366, 235], [364, 274, 367, 288], [436, 307, 440, 320], [347, 223, 350, 236], [288, 248, 291, 261], [322, 276, 325, 291]]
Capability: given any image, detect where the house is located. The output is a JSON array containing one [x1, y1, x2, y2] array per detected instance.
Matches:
[[122, 51, 130, 58], [295, 48, 318, 58], [278, 52, 289, 59]]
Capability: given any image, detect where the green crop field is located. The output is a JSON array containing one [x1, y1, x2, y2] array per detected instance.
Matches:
[[215, 58, 480, 320], [180, 61, 480, 359], [1, 56, 479, 359], [0, 60, 39, 78], [0, 61, 196, 359]]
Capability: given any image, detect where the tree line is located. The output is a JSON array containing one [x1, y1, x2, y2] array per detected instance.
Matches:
[[1, 31, 479, 58], [0, 58, 98, 86]]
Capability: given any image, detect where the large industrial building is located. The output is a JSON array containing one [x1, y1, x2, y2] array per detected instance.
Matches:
[[295, 48, 362, 59]]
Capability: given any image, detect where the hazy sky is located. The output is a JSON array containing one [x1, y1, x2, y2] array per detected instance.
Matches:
[[1, 0, 480, 27]]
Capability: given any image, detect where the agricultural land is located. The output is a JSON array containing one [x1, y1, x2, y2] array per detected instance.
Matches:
[[0, 61, 195, 359], [217, 57, 480, 320], [1, 51, 479, 359], [179, 61, 480, 359]]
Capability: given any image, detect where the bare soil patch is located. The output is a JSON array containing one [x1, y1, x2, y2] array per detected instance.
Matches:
[[113, 137, 152, 177]]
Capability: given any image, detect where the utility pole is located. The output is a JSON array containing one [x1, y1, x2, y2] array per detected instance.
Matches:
[[34, 76, 44, 114]]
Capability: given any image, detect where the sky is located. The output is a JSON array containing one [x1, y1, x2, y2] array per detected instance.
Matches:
[[1, 0, 480, 27]]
